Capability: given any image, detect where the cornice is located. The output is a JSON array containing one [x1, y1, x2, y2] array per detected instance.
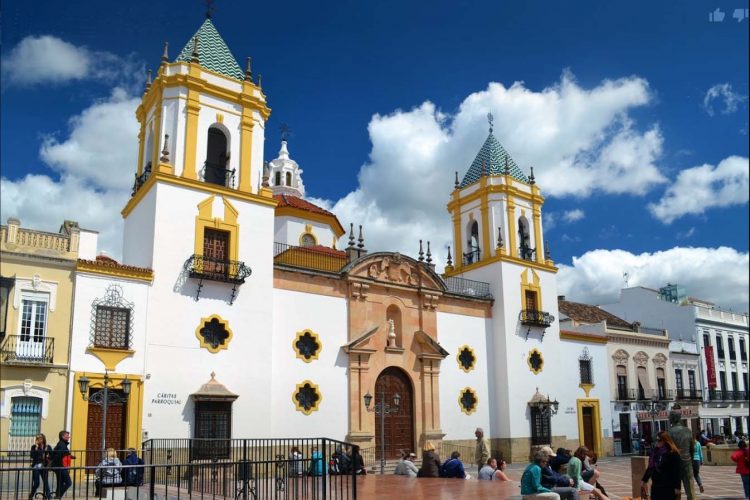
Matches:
[[76, 261, 153, 284]]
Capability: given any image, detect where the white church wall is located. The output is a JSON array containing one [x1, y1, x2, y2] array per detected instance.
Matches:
[[436, 312, 492, 440], [270, 288, 348, 438], [122, 187, 157, 269], [274, 216, 336, 247]]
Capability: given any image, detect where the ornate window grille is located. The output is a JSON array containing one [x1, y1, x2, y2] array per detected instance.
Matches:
[[527, 349, 544, 374], [457, 346, 477, 372], [90, 284, 133, 349], [293, 330, 321, 363], [458, 387, 478, 415], [530, 407, 551, 445], [579, 348, 593, 385], [293, 381, 322, 415]]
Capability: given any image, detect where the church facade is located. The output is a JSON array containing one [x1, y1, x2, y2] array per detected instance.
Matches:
[[60, 17, 612, 462]]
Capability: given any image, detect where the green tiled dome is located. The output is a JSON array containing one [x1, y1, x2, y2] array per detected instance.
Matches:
[[176, 18, 244, 81], [460, 133, 528, 188]]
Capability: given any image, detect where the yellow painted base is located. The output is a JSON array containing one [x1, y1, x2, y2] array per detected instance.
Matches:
[[86, 347, 135, 371]]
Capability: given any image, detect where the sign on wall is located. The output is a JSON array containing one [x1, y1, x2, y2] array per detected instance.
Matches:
[[704, 346, 717, 389]]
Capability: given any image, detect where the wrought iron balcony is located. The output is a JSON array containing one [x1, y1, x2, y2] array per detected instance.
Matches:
[[706, 389, 741, 401], [462, 247, 481, 265], [615, 388, 637, 401], [203, 161, 236, 188], [1, 335, 54, 364], [675, 389, 702, 401], [655, 388, 674, 401], [444, 276, 492, 299], [520, 310, 555, 328], [132, 162, 152, 196], [184, 254, 252, 304]]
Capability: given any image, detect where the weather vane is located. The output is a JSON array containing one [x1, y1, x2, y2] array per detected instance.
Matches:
[[204, 0, 216, 19], [280, 123, 292, 142], [487, 112, 494, 133]]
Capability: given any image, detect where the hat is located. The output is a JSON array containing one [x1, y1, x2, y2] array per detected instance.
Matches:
[[540, 446, 555, 457], [408, 453, 417, 458]]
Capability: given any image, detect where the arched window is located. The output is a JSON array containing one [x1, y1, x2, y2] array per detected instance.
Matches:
[[386, 305, 402, 348], [285, 172, 292, 187], [656, 368, 666, 400], [518, 216, 532, 260], [464, 220, 480, 264], [275, 171, 281, 186], [616, 365, 628, 400], [144, 130, 154, 172], [205, 127, 229, 187]]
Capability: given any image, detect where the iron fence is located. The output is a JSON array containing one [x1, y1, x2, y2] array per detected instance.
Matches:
[[0, 335, 55, 365], [519, 310, 554, 328], [675, 389, 702, 400], [443, 276, 492, 299]]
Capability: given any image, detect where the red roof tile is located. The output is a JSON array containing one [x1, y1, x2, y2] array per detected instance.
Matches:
[[78, 256, 153, 274], [274, 194, 336, 217], [558, 299, 632, 329]]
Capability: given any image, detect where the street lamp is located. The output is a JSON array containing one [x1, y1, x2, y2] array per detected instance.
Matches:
[[641, 398, 667, 453], [363, 389, 400, 475], [78, 372, 131, 458]]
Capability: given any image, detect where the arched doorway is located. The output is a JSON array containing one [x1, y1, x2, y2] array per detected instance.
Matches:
[[375, 367, 414, 459]]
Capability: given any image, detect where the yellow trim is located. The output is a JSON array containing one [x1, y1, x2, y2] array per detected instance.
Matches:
[[452, 210, 462, 270], [76, 261, 154, 283], [480, 189, 491, 261], [576, 398, 602, 457], [136, 124, 146, 176], [520, 268, 543, 312], [458, 387, 479, 415], [579, 383, 595, 398], [195, 195, 240, 263], [292, 380, 322, 415], [121, 170, 278, 218], [443, 251, 558, 276], [446, 181, 546, 212], [195, 314, 234, 353], [298, 230, 318, 246], [275, 206, 346, 238], [532, 207, 544, 264], [150, 88, 163, 169], [216, 113, 224, 123], [527, 348, 544, 375], [238, 109, 254, 193], [71, 372, 143, 453], [182, 75, 200, 180], [559, 331, 608, 344], [456, 345, 477, 373], [293, 329, 322, 363], [507, 200, 517, 258], [86, 347, 135, 371]]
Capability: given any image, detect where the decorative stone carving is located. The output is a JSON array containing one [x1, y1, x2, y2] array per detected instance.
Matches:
[[367, 253, 418, 286], [633, 351, 649, 367], [652, 353, 667, 368], [422, 292, 438, 310], [350, 282, 369, 300], [612, 349, 629, 364], [387, 319, 397, 348]]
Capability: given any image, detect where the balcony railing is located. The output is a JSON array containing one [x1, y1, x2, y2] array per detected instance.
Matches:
[[132, 162, 152, 196], [462, 247, 481, 265], [1, 335, 54, 364], [273, 242, 348, 274], [706, 389, 746, 401], [675, 388, 702, 400], [615, 388, 637, 401], [184, 254, 252, 304], [443, 276, 492, 299], [203, 161, 236, 189], [520, 309, 555, 328]]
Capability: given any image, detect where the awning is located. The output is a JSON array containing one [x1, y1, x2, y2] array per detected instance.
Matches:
[[191, 372, 238, 402], [637, 367, 652, 392]]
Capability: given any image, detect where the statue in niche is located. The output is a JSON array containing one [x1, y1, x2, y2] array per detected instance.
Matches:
[[387, 319, 397, 347]]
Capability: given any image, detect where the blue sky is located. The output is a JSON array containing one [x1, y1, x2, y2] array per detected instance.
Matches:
[[1, 0, 748, 311]]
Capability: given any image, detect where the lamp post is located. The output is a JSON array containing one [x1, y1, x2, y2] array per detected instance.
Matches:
[[363, 390, 400, 475], [78, 372, 131, 458], [528, 391, 559, 448]]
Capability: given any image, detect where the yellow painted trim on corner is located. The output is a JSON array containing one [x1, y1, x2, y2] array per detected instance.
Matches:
[[532, 207, 544, 265], [527, 348, 544, 375], [507, 200, 518, 258], [293, 329, 322, 363], [458, 387, 479, 415], [150, 88, 163, 169], [275, 206, 346, 238], [520, 268, 543, 313], [292, 380, 322, 415], [182, 85, 200, 180], [559, 331, 608, 344], [121, 170, 278, 218], [71, 372, 144, 453], [452, 210, 462, 271], [195, 314, 234, 353], [576, 398, 602, 457], [238, 110, 254, 193], [76, 261, 154, 283], [456, 345, 477, 373], [136, 124, 146, 176], [195, 195, 240, 263], [480, 190, 491, 262], [86, 347, 135, 371]]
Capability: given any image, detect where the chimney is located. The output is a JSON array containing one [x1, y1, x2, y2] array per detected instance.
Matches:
[[557, 295, 566, 301]]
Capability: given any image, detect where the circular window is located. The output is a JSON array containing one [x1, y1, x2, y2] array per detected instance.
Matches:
[[300, 233, 316, 247]]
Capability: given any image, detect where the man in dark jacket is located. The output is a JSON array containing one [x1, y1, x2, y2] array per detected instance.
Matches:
[[440, 451, 466, 478], [123, 448, 144, 486], [51, 430, 74, 497], [549, 447, 571, 473]]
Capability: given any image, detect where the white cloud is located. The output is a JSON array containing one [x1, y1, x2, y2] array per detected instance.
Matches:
[[543, 209, 585, 231], [327, 72, 663, 259], [562, 209, 585, 223], [703, 83, 747, 116], [2, 35, 144, 90], [557, 247, 749, 313], [648, 156, 749, 223]]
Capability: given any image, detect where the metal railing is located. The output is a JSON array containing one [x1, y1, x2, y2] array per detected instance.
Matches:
[[0, 455, 358, 499], [203, 161, 236, 189], [0, 335, 55, 364], [131, 162, 151, 196], [273, 242, 347, 274], [462, 248, 481, 265], [675, 389, 702, 400], [615, 388, 637, 401], [520, 310, 554, 328], [443, 276, 492, 299], [184, 254, 252, 284]]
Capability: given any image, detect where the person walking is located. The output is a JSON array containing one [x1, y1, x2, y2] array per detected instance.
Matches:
[[51, 431, 75, 498], [417, 441, 441, 478], [692, 432, 705, 494], [29, 433, 52, 499], [475, 428, 490, 473], [730, 440, 749, 499], [520, 450, 560, 500], [641, 431, 682, 500], [667, 408, 696, 500]]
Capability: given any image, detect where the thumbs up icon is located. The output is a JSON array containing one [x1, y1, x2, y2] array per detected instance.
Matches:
[[709, 8, 726, 22]]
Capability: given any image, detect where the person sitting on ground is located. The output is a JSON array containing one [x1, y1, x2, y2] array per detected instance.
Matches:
[[520, 450, 561, 500], [567, 449, 609, 500], [417, 441, 441, 478], [394, 451, 418, 477], [548, 448, 571, 473], [539, 446, 577, 500], [346, 446, 367, 475], [440, 451, 466, 478], [95, 448, 123, 496], [573, 446, 600, 486], [478, 457, 511, 481], [123, 448, 144, 487]]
